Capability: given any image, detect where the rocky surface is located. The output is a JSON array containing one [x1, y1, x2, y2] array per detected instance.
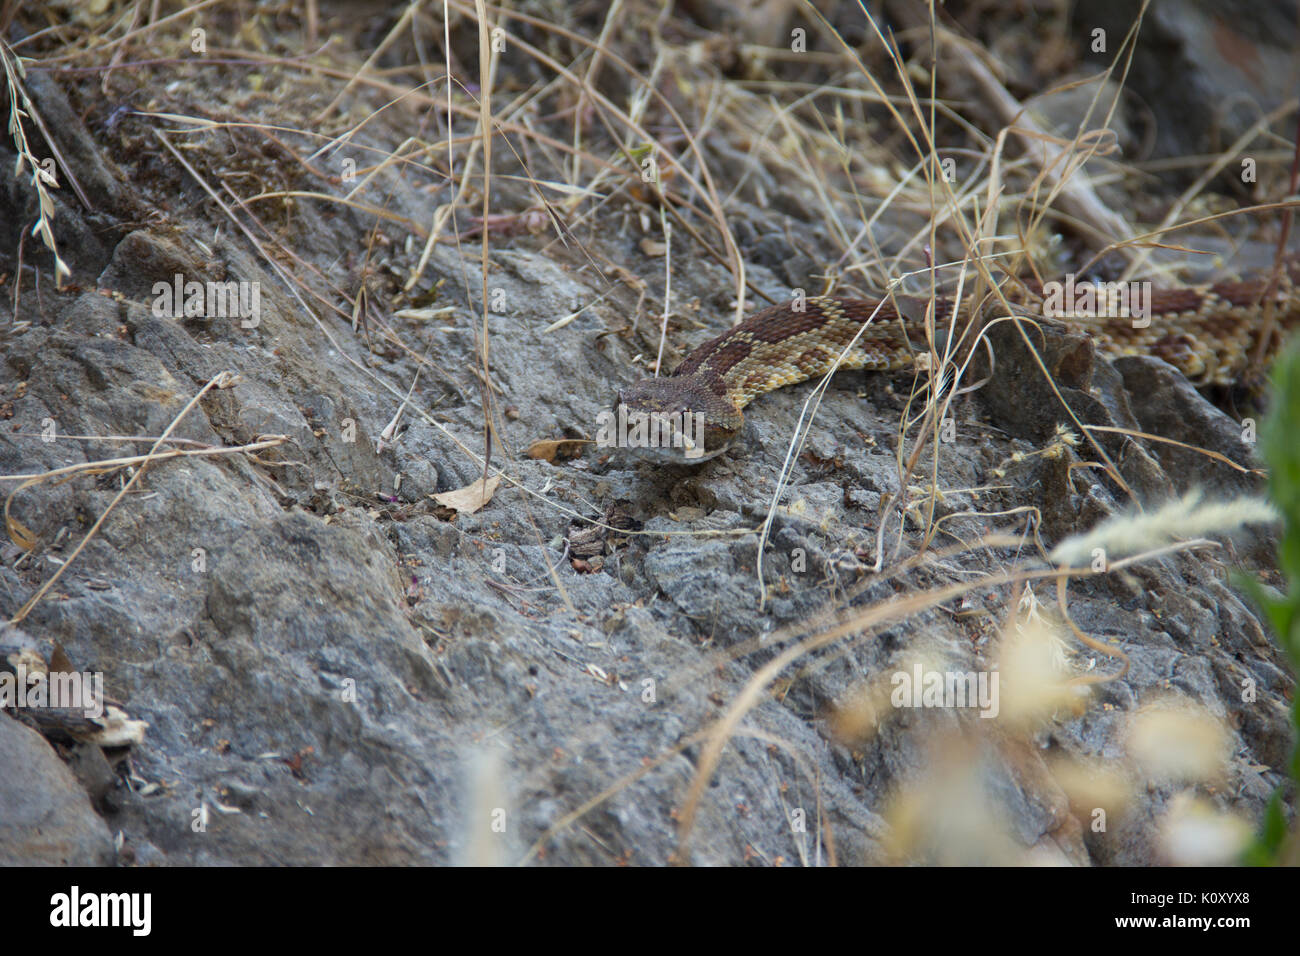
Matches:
[[0, 715, 115, 866]]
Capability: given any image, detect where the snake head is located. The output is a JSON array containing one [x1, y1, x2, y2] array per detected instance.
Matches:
[[607, 375, 741, 464]]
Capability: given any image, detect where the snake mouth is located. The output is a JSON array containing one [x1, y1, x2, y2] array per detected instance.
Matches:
[[618, 426, 736, 464], [604, 401, 736, 463]]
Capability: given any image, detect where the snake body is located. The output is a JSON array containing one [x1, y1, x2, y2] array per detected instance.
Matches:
[[615, 263, 1300, 462]]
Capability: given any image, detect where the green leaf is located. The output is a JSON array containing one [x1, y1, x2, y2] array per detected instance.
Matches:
[[1242, 790, 1288, 866], [1238, 336, 1300, 867], [1232, 571, 1296, 651]]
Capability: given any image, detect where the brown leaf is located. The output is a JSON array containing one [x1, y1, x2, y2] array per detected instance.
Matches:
[[49, 642, 75, 675], [431, 474, 501, 514], [525, 438, 586, 462]]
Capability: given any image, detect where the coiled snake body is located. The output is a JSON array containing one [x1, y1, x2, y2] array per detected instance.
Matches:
[[615, 262, 1300, 462]]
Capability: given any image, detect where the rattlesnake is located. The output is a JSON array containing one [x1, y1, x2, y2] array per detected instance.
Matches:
[[614, 261, 1300, 462]]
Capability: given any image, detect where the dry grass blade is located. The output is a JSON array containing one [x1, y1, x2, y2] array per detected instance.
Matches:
[[7, 371, 246, 626], [1, 39, 71, 288], [673, 563, 1088, 855]]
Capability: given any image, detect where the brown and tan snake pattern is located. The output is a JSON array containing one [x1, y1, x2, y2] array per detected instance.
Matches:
[[615, 261, 1300, 462]]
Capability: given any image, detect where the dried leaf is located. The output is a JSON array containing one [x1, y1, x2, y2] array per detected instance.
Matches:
[[525, 438, 585, 462], [49, 641, 75, 674], [432, 474, 500, 514]]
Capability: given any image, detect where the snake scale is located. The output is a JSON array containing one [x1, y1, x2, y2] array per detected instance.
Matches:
[[615, 260, 1300, 462]]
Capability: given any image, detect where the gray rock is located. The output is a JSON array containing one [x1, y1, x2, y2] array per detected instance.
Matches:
[[0, 716, 115, 866]]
